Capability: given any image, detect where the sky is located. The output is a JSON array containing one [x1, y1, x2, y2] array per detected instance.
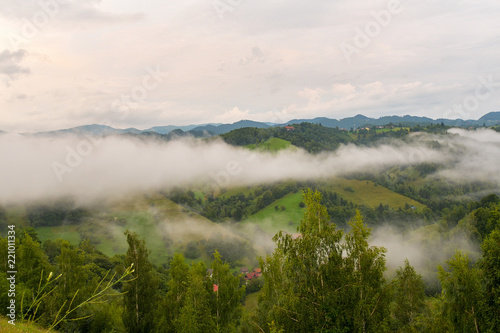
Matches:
[[1, 0, 500, 133]]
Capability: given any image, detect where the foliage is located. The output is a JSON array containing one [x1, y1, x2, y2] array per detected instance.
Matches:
[[437, 251, 485, 332], [123, 230, 159, 333], [257, 190, 389, 332], [392, 259, 426, 331], [221, 122, 353, 153], [480, 229, 500, 332]]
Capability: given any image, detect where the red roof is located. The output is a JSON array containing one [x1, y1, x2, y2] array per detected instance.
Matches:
[[213, 284, 218, 292]]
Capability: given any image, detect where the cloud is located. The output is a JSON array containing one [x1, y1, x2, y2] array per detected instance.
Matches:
[[213, 107, 250, 123], [0, 49, 30, 85], [1, 0, 500, 132], [0, 0, 143, 27], [434, 128, 500, 185], [370, 224, 480, 284], [0, 129, 472, 205]]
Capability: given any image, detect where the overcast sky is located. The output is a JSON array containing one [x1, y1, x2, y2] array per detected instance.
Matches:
[[1, 0, 500, 132]]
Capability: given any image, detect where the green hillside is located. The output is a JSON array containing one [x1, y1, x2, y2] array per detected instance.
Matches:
[[33, 194, 245, 265], [245, 137, 293, 152], [242, 191, 305, 234], [325, 178, 426, 210]]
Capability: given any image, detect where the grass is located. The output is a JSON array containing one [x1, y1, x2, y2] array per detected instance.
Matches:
[[245, 137, 293, 152], [325, 178, 426, 210], [241, 191, 305, 235], [244, 290, 262, 314], [374, 127, 410, 133], [34, 194, 246, 266], [36, 225, 81, 245], [238, 177, 425, 236], [0, 317, 54, 332]]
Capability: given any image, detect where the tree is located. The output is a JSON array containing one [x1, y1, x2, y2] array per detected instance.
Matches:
[[480, 229, 500, 331], [175, 261, 215, 332], [210, 250, 245, 332], [343, 210, 390, 333], [158, 253, 190, 333], [123, 231, 158, 333], [18, 233, 49, 291], [437, 251, 485, 333], [392, 259, 426, 331], [257, 190, 389, 332]]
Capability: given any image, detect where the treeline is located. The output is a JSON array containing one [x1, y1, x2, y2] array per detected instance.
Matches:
[[1, 190, 499, 332], [221, 123, 353, 153], [168, 181, 431, 228], [168, 182, 301, 222], [0, 200, 92, 229], [219, 122, 470, 153], [357, 165, 498, 222]]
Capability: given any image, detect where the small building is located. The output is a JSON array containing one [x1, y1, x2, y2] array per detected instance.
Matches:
[[284, 126, 295, 131], [240, 267, 249, 274], [244, 268, 262, 281]]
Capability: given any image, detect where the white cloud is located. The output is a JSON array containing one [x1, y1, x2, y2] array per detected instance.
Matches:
[[213, 107, 250, 123]]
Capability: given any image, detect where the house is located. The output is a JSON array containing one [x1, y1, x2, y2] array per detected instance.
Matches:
[[244, 268, 263, 281], [240, 267, 249, 275], [245, 272, 257, 281], [284, 126, 295, 131]]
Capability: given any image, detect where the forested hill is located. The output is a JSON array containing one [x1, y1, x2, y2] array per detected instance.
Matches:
[[220, 122, 354, 153]]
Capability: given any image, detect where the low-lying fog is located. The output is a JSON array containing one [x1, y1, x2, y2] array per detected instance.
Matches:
[[1, 128, 499, 205]]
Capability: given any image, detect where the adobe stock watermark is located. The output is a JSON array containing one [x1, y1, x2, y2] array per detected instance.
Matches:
[[340, 0, 404, 64], [207, 109, 287, 191], [212, 0, 244, 20], [51, 65, 168, 183], [443, 74, 500, 122], [208, 146, 255, 192], [7, 0, 68, 49]]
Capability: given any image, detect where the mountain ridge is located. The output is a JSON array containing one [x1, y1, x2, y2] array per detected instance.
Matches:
[[3, 111, 499, 136]]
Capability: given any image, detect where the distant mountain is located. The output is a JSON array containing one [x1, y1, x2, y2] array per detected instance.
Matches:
[[285, 113, 500, 129], [192, 120, 270, 135], [23, 112, 500, 137], [144, 124, 221, 134], [31, 124, 141, 137], [479, 111, 500, 123]]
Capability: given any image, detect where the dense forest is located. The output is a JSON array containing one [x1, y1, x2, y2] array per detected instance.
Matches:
[[1, 188, 499, 332]]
